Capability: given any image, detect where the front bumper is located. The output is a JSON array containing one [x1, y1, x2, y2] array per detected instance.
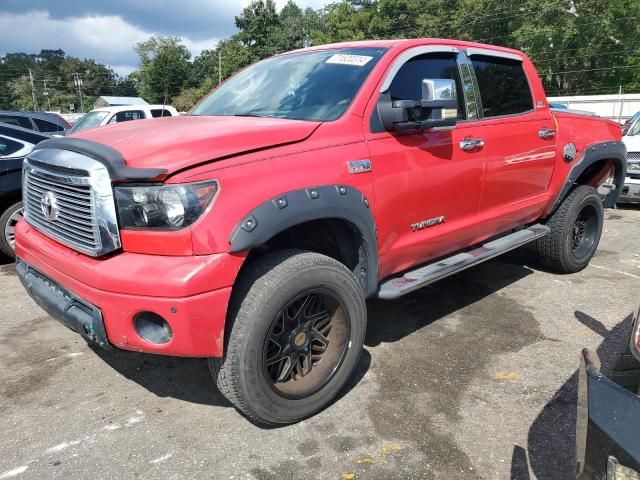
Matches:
[[576, 348, 640, 479], [618, 177, 640, 204], [15, 221, 237, 357]]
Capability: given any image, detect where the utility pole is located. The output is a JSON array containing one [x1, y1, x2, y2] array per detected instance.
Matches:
[[42, 79, 51, 111], [218, 50, 222, 86], [28, 68, 38, 111], [73, 73, 85, 113]]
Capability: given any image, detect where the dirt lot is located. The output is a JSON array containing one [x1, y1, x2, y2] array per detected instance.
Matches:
[[1, 208, 638, 480]]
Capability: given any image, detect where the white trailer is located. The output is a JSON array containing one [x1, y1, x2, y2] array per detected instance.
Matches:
[[547, 93, 640, 123]]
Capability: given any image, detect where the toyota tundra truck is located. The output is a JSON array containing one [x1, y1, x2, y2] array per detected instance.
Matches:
[[15, 39, 626, 425]]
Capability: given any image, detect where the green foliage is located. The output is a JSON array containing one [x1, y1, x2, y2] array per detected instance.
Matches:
[[135, 36, 192, 103], [1, 0, 639, 112]]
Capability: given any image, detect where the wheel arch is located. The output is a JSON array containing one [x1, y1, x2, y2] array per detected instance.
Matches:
[[548, 141, 627, 216], [228, 185, 379, 297]]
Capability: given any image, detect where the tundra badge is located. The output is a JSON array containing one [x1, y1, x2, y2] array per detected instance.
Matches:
[[411, 216, 446, 232]]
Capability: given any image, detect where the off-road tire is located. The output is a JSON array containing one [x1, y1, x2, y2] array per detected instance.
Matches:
[[536, 185, 603, 273], [0, 201, 23, 258], [209, 250, 367, 425]]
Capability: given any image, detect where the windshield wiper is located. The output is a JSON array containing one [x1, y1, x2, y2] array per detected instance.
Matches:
[[232, 113, 267, 118]]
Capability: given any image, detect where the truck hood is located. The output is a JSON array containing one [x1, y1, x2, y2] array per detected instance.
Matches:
[[70, 115, 321, 174], [623, 134, 640, 154]]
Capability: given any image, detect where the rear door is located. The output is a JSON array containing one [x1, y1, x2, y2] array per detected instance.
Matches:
[[468, 50, 557, 224]]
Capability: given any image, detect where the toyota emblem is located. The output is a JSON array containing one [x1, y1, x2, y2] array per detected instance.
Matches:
[[41, 191, 60, 221]]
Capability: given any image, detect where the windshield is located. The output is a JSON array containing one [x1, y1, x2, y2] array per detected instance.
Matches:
[[67, 111, 109, 134], [191, 47, 387, 122]]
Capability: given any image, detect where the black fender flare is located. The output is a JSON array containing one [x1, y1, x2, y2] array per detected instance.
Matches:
[[228, 185, 379, 297], [550, 140, 627, 213]]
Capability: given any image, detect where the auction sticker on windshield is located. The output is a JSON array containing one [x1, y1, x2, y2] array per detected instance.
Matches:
[[326, 54, 373, 66]]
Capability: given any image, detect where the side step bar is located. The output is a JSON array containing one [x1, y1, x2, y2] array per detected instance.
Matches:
[[376, 224, 550, 300]]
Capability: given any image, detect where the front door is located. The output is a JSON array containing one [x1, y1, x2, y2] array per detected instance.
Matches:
[[365, 50, 486, 278]]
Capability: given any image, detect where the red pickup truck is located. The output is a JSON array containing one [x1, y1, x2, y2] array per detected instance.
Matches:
[[15, 39, 626, 425]]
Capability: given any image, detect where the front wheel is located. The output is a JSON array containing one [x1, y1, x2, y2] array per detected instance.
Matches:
[[0, 201, 23, 258], [536, 185, 604, 273], [209, 250, 367, 425]]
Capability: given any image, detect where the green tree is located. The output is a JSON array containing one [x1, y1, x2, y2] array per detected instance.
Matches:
[[235, 0, 282, 58], [135, 36, 192, 103]]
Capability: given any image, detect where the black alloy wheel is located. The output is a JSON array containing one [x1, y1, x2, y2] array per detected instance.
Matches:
[[263, 289, 350, 399], [571, 204, 599, 262]]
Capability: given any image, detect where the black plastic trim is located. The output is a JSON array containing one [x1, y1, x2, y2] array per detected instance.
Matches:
[[577, 348, 640, 478], [16, 258, 112, 349], [229, 185, 379, 296], [551, 140, 627, 213], [33, 137, 167, 182]]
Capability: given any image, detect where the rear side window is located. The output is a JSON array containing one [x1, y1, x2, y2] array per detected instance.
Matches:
[[389, 53, 466, 120], [150, 109, 172, 118], [0, 136, 25, 157], [33, 118, 63, 132], [109, 110, 146, 123], [470, 55, 533, 117], [0, 115, 32, 129]]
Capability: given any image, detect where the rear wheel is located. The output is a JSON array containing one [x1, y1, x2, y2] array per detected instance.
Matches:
[[536, 186, 603, 273], [0, 201, 23, 258], [209, 250, 366, 425]]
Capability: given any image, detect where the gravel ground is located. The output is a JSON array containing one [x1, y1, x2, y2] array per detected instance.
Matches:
[[0, 207, 638, 480]]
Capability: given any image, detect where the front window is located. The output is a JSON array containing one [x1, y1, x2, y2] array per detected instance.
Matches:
[[191, 47, 387, 122], [67, 111, 109, 134], [627, 119, 640, 137]]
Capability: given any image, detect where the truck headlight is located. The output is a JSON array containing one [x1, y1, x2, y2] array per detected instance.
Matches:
[[115, 181, 218, 230]]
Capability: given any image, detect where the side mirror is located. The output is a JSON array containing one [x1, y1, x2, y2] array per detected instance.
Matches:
[[378, 78, 458, 132]]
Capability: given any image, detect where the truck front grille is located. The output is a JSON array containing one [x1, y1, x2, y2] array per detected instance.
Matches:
[[24, 168, 99, 252], [628, 152, 640, 159], [23, 149, 121, 257]]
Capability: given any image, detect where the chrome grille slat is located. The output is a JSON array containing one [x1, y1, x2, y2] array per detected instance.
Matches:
[[22, 151, 122, 257], [25, 174, 90, 194], [24, 191, 94, 222], [26, 181, 92, 206], [26, 205, 97, 241], [27, 211, 96, 242]]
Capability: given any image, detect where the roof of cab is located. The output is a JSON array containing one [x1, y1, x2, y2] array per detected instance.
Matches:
[[284, 38, 526, 59]]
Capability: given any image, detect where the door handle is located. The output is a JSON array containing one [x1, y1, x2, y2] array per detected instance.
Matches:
[[459, 138, 485, 151], [539, 128, 556, 139]]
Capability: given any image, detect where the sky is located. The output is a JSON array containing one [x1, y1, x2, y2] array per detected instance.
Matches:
[[0, 0, 331, 76]]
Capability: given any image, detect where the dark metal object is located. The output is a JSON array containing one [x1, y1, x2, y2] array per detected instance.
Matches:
[[16, 258, 111, 349], [262, 289, 350, 399], [576, 306, 640, 479]]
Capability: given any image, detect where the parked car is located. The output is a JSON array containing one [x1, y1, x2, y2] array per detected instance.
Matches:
[[15, 39, 625, 425], [619, 118, 640, 203], [66, 105, 179, 135], [0, 123, 50, 257], [0, 110, 71, 134], [549, 102, 568, 109], [577, 305, 640, 479]]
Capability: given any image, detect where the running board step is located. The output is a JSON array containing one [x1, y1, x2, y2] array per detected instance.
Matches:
[[376, 224, 550, 300]]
